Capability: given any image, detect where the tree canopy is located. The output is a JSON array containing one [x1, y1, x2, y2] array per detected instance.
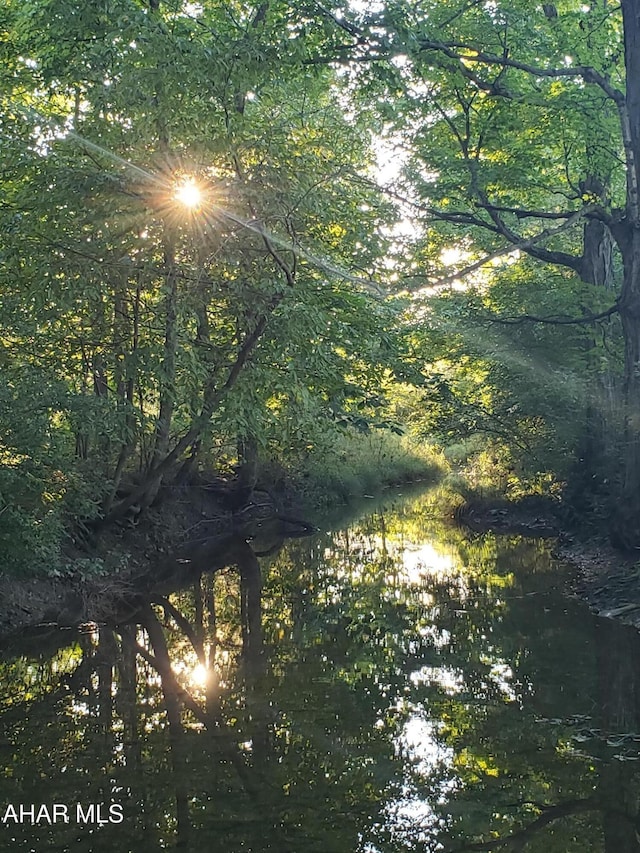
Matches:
[[0, 0, 407, 568], [3, 0, 640, 565]]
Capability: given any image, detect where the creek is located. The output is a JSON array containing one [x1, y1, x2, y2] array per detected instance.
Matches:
[[0, 486, 638, 852]]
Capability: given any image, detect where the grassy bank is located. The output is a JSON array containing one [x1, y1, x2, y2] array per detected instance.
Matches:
[[269, 430, 446, 508]]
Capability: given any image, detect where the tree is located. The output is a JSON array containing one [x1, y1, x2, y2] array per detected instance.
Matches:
[[314, 0, 640, 544], [0, 0, 399, 562]]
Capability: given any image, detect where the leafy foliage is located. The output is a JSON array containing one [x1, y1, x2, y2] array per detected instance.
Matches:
[[0, 0, 408, 571]]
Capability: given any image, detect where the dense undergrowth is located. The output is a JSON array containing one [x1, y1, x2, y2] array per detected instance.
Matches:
[[267, 430, 446, 508], [0, 428, 444, 580]]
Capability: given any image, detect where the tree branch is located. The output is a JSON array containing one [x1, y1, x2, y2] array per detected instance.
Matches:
[[417, 39, 625, 105], [484, 303, 619, 326], [414, 207, 591, 289], [477, 202, 586, 221], [415, 37, 633, 222], [348, 173, 591, 274], [443, 797, 599, 853], [313, 2, 364, 39]]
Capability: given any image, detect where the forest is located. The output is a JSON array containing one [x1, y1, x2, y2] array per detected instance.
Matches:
[[0, 0, 638, 575], [6, 3, 640, 852]]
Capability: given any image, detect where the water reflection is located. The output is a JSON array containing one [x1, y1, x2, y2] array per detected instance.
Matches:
[[0, 489, 639, 851]]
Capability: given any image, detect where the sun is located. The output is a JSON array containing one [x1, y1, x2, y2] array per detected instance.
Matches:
[[174, 177, 202, 209], [189, 663, 209, 688]]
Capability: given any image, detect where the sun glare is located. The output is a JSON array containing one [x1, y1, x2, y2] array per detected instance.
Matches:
[[189, 663, 209, 687], [174, 178, 202, 209]]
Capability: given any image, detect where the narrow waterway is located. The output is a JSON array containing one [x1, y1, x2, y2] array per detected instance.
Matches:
[[1, 487, 639, 852]]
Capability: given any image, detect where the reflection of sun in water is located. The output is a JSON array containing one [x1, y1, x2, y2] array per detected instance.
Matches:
[[174, 178, 202, 209], [369, 711, 458, 848], [402, 543, 456, 583]]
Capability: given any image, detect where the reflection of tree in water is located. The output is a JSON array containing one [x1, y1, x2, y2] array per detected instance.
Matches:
[[1, 492, 640, 851], [261, 501, 622, 853], [594, 620, 640, 853]]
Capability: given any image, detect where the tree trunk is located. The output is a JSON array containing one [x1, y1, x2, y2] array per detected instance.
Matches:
[[138, 234, 179, 512], [154, 236, 179, 464], [569, 201, 617, 519], [104, 260, 138, 514], [610, 0, 640, 546], [611, 226, 640, 546], [232, 435, 258, 510], [582, 219, 616, 291]]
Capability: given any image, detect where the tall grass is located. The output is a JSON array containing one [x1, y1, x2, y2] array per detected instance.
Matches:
[[281, 430, 446, 506]]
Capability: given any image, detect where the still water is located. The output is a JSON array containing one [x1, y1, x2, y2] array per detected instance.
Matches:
[[0, 488, 639, 852]]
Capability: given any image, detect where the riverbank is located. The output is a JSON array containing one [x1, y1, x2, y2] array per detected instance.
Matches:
[[0, 441, 442, 642], [3, 475, 640, 644], [453, 493, 640, 629], [559, 539, 640, 626]]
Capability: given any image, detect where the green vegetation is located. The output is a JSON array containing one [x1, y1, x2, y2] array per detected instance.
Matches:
[[3, 0, 640, 573], [281, 430, 445, 506], [0, 0, 412, 573]]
